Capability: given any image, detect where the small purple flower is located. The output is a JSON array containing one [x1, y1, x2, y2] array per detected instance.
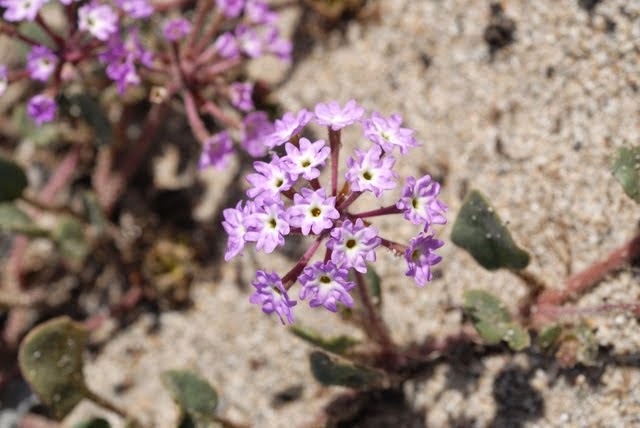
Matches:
[[282, 137, 330, 181], [230, 82, 254, 112], [326, 219, 380, 273], [314, 99, 365, 131], [249, 270, 296, 324], [396, 175, 447, 229], [100, 32, 153, 93], [216, 0, 244, 18], [236, 25, 262, 58], [240, 111, 273, 157], [0, 0, 47, 21], [222, 200, 254, 260], [27, 94, 56, 125], [405, 233, 444, 287], [286, 188, 339, 236], [114, 0, 152, 18], [163, 18, 192, 41], [345, 144, 398, 197], [78, 4, 119, 41], [265, 27, 292, 62], [244, 198, 290, 253], [246, 155, 294, 200], [198, 131, 234, 170], [362, 112, 419, 154], [0, 65, 8, 96], [214, 32, 239, 59], [298, 261, 355, 312], [264, 109, 313, 148], [26, 45, 58, 82], [245, 0, 276, 24]]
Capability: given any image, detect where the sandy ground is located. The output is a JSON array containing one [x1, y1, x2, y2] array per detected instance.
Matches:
[[65, 0, 640, 426]]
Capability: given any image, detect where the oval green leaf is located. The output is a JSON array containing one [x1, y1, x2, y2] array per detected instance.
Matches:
[[161, 370, 218, 427], [451, 190, 530, 270], [18, 316, 89, 420], [612, 146, 640, 203], [0, 156, 28, 202], [463, 289, 530, 350]]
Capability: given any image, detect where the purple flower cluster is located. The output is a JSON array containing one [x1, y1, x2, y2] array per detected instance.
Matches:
[[223, 100, 447, 324], [0, 0, 289, 150]]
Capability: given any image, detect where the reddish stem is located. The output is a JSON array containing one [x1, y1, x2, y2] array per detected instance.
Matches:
[[193, 11, 223, 54], [0, 23, 42, 46], [354, 271, 396, 353], [281, 237, 323, 287], [203, 100, 241, 129], [198, 57, 242, 79], [10, 145, 82, 285], [186, 0, 214, 53], [329, 129, 341, 197], [379, 237, 406, 256], [337, 191, 362, 211], [351, 205, 402, 219], [537, 233, 640, 306], [36, 13, 65, 47], [183, 90, 209, 143], [536, 302, 640, 322]]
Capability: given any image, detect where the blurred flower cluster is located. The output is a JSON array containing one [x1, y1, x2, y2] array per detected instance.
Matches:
[[0, 0, 290, 159], [223, 100, 447, 324]]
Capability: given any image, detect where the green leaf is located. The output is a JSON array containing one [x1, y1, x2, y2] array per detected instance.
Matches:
[[53, 217, 89, 263], [63, 94, 113, 146], [0, 156, 28, 202], [451, 190, 530, 270], [289, 325, 359, 355], [309, 351, 384, 389], [463, 289, 530, 350], [502, 323, 531, 351], [73, 418, 111, 428], [0, 203, 49, 237], [611, 146, 640, 203], [18, 316, 90, 420], [161, 370, 218, 428], [537, 324, 562, 349]]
